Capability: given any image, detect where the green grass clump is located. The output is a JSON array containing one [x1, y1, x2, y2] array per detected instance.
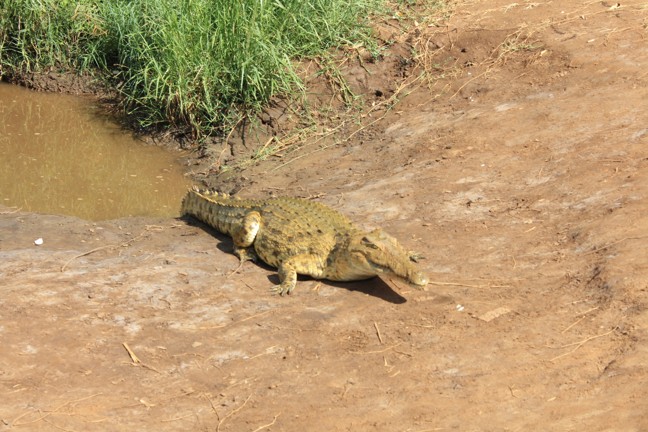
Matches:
[[0, 0, 106, 71], [0, 0, 380, 139]]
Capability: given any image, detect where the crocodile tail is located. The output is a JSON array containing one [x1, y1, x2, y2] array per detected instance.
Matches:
[[181, 187, 249, 237], [182, 188, 228, 216]]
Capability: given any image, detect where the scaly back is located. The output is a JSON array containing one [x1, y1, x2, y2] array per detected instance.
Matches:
[[181, 187, 358, 239]]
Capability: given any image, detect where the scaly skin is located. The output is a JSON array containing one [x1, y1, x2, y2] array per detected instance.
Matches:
[[181, 187, 428, 295]]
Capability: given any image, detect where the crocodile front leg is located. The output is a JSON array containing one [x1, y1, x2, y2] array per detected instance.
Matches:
[[232, 211, 261, 263], [272, 253, 324, 296]]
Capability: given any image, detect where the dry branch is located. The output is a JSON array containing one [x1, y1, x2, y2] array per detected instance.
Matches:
[[550, 327, 617, 362], [251, 414, 281, 432], [561, 306, 599, 333], [122, 342, 161, 373], [217, 393, 253, 432], [373, 321, 384, 344], [12, 393, 102, 427], [60, 231, 148, 271]]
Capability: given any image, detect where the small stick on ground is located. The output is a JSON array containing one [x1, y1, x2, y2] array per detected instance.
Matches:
[[356, 343, 402, 355], [585, 236, 648, 255], [205, 395, 220, 420], [561, 306, 599, 333], [60, 231, 147, 272], [123, 342, 142, 364], [550, 328, 617, 362], [61, 245, 113, 272], [239, 309, 272, 323], [249, 345, 278, 360], [427, 280, 511, 289], [226, 261, 246, 278], [162, 413, 197, 422], [122, 342, 161, 373], [12, 393, 102, 426], [217, 393, 253, 432], [42, 417, 80, 432], [251, 413, 281, 432], [373, 322, 384, 344], [199, 309, 272, 330]]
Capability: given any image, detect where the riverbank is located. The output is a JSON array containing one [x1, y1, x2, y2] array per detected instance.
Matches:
[[1, 0, 384, 142]]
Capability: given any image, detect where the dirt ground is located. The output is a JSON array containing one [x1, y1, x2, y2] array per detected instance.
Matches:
[[2, 1, 648, 430]]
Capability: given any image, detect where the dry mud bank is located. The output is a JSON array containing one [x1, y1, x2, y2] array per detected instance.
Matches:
[[2, 1, 648, 430]]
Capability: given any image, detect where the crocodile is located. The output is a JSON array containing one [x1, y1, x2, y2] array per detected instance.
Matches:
[[181, 187, 428, 295]]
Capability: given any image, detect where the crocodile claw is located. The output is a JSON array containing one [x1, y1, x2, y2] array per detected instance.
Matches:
[[271, 284, 293, 296]]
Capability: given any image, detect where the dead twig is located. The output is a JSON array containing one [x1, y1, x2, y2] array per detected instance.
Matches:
[[249, 346, 278, 360], [199, 309, 272, 330], [355, 343, 402, 355], [162, 413, 196, 422], [561, 306, 599, 333], [238, 309, 272, 323], [550, 328, 617, 362], [60, 231, 148, 272], [122, 342, 161, 373], [585, 236, 648, 255], [508, 385, 518, 398], [42, 418, 79, 432], [373, 322, 384, 344], [144, 224, 165, 232], [206, 395, 220, 417], [449, 69, 492, 100], [389, 276, 510, 292], [225, 260, 246, 278], [122, 342, 142, 364], [393, 349, 413, 358], [427, 280, 511, 289], [217, 393, 253, 432], [12, 393, 102, 426], [60, 245, 113, 272], [251, 413, 281, 432]]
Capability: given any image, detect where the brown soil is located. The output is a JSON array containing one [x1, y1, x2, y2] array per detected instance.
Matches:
[[3, 70, 103, 95], [2, 1, 648, 430]]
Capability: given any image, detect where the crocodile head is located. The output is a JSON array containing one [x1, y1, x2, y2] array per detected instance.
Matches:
[[348, 229, 429, 286]]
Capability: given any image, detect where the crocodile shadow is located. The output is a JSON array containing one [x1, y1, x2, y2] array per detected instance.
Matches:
[[263, 267, 408, 303], [262, 274, 407, 304], [317, 279, 408, 304]]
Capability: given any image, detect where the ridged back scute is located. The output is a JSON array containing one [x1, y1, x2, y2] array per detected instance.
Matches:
[[181, 187, 357, 238]]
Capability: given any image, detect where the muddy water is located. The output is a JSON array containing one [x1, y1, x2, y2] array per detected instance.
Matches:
[[0, 83, 191, 220]]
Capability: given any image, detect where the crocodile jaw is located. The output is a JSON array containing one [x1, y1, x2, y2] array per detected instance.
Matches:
[[363, 257, 429, 286], [349, 229, 429, 287]]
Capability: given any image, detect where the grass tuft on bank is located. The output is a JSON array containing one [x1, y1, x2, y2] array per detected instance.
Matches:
[[0, 0, 380, 139]]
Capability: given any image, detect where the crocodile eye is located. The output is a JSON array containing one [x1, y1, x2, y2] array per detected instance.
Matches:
[[361, 237, 379, 249]]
